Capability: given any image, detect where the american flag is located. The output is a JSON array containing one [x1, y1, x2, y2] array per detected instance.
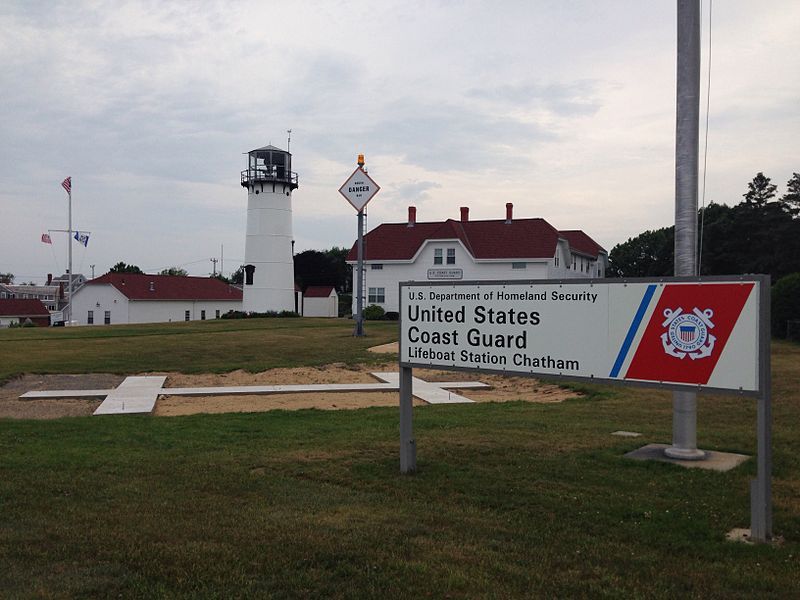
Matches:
[[41, 233, 52, 244], [61, 176, 71, 194]]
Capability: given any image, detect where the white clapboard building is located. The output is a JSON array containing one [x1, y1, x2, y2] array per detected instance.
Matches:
[[71, 273, 243, 325], [346, 204, 607, 314]]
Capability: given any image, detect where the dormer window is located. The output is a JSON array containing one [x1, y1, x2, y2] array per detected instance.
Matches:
[[447, 248, 456, 265], [434, 249, 443, 265]]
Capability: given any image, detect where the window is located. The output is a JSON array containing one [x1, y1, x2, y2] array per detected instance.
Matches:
[[434, 248, 443, 265], [371, 264, 383, 270], [104, 311, 111, 325], [512, 262, 527, 270], [87, 310, 93, 324], [572, 255, 577, 269], [201, 310, 206, 320], [185, 310, 190, 321], [244, 264, 255, 285], [554, 254, 560, 267], [0, 292, 5, 298], [447, 248, 456, 265], [215, 309, 220, 319], [368, 287, 385, 303]]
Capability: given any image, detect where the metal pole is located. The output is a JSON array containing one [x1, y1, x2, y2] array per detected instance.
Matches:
[[67, 187, 73, 325], [354, 209, 365, 336], [666, 0, 705, 460], [750, 279, 772, 542], [399, 365, 417, 473]]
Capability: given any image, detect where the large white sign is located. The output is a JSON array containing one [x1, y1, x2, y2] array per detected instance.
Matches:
[[339, 167, 380, 211], [400, 279, 764, 394]]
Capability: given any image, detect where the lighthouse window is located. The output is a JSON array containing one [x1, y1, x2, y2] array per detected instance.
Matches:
[[434, 249, 443, 265], [368, 287, 385, 304], [244, 264, 255, 285], [447, 249, 456, 264]]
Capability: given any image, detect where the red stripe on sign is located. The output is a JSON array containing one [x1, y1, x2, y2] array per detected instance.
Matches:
[[624, 283, 754, 386]]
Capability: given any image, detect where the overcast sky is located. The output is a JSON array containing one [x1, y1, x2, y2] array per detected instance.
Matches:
[[1, 0, 798, 282]]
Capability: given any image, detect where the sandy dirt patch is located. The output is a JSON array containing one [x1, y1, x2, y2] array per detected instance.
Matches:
[[1, 362, 579, 419], [0, 373, 123, 419]]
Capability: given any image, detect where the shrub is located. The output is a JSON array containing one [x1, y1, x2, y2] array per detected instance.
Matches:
[[772, 273, 800, 338], [363, 304, 385, 320]]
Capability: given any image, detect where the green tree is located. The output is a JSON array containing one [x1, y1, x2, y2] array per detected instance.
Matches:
[[743, 172, 777, 207], [607, 228, 674, 277], [324, 246, 353, 293], [781, 172, 800, 216], [109, 262, 143, 274], [159, 267, 188, 276], [228, 265, 244, 286], [772, 273, 800, 338], [0, 272, 14, 284]]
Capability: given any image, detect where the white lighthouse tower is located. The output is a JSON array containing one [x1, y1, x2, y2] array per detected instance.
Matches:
[[240, 144, 298, 312]]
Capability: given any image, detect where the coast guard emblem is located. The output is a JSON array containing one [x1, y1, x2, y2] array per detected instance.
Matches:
[[661, 307, 716, 360]]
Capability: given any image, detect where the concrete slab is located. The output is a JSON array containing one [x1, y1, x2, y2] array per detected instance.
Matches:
[[93, 376, 166, 415], [624, 443, 750, 472], [21, 389, 114, 399], [164, 383, 397, 396], [612, 430, 642, 438], [371, 372, 487, 404]]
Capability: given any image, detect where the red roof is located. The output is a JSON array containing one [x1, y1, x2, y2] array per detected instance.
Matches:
[[558, 230, 605, 257], [347, 217, 605, 261], [88, 273, 243, 301], [304, 285, 336, 298], [0, 299, 50, 317]]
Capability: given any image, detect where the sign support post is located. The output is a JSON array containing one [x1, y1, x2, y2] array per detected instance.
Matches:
[[399, 365, 416, 473], [751, 278, 772, 542], [355, 208, 365, 337]]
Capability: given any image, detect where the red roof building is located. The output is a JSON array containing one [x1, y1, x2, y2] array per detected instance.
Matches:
[[70, 273, 243, 326], [345, 204, 607, 313], [0, 299, 51, 327]]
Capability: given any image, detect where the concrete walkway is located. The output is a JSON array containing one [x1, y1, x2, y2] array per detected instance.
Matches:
[[20, 372, 489, 415], [93, 376, 166, 415]]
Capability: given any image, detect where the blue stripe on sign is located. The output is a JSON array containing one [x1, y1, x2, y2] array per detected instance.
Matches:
[[609, 284, 657, 378]]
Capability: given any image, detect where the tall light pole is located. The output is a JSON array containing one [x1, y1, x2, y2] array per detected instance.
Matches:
[[666, 0, 705, 460]]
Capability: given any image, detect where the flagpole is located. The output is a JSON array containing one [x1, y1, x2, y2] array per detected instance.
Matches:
[[67, 183, 73, 325]]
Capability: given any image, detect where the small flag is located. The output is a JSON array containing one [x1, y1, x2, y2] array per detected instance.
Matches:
[[62, 177, 71, 194], [73, 231, 90, 247], [41, 233, 52, 244]]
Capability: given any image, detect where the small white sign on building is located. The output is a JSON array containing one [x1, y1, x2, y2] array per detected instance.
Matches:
[[339, 167, 380, 212]]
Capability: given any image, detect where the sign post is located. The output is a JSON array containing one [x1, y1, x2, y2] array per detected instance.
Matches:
[[398, 276, 772, 541], [339, 155, 380, 337]]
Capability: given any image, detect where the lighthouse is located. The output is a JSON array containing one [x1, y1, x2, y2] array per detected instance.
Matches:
[[240, 144, 298, 312]]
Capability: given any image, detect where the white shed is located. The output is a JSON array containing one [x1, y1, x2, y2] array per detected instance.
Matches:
[[302, 286, 338, 318]]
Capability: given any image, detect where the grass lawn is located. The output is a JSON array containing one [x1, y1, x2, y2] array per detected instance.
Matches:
[[1, 320, 798, 598]]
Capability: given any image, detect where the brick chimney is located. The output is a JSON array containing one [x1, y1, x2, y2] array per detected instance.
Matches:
[[460, 206, 469, 222], [407, 206, 416, 227], [46, 273, 52, 285], [505, 202, 513, 224]]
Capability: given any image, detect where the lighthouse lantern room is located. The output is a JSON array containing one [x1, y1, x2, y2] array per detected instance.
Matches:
[[240, 145, 299, 313]]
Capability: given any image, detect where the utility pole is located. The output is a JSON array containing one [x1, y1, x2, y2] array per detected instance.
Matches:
[[666, 0, 705, 460], [210, 258, 218, 276]]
